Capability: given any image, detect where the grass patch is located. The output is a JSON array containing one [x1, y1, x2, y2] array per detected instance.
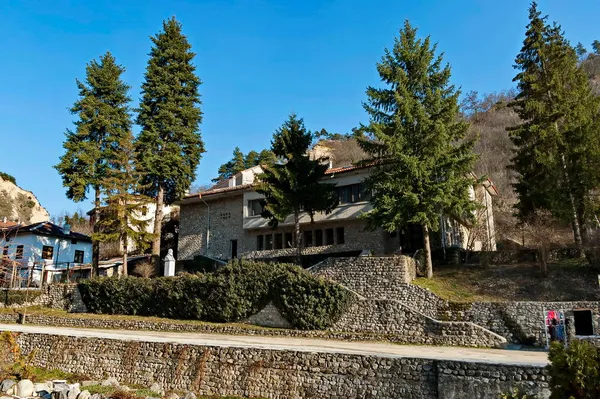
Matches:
[[414, 259, 600, 302]]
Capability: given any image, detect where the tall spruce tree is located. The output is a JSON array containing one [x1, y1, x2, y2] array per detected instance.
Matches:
[[55, 52, 130, 276], [212, 147, 246, 182], [256, 114, 338, 260], [509, 2, 600, 247], [357, 21, 477, 278], [135, 17, 204, 266], [95, 128, 152, 276]]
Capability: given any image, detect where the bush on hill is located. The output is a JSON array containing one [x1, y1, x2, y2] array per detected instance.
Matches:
[[78, 260, 353, 330]]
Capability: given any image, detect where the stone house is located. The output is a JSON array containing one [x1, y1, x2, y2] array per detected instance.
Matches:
[[177, 164, 497, 262]]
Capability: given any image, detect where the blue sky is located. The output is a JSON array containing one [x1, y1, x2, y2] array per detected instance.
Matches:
[[1, 0, 599, 217]]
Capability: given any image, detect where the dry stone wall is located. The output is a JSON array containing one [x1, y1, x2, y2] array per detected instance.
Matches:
[[311, 256, 417, 295], [332, 299, 507, 348], [0, 284, 84, 311], [13, 331, 549, 399]]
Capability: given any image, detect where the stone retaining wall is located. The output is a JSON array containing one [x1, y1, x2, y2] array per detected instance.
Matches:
[[13, 331, 550, 399], [332, 299, 507, 348], [396, 283, 600, 345], [311, 256, 417, 296], [0, 285, 80, 310]]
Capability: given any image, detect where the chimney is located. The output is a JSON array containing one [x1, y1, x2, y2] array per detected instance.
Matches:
[[2, 217, 6, 223], [63, 223, 71, 235]]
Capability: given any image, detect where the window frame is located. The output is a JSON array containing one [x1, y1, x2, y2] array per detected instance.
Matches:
[[325, 228, 334, 245], [15, 245, 24, 260], [74, 250, 84, 263], [248, 199, 264, 217], [42, 245, 54, 260], [336, 227, 345, 245]]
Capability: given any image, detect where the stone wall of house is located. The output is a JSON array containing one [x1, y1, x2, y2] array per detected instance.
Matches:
[[14, 331, 550, 399], [178, 195, 246, 260], [331, 299, 507, 348], [311, 256, 417, 296]]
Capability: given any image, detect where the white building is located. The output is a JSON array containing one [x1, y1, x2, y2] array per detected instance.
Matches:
[[0, 221, 92, 286]]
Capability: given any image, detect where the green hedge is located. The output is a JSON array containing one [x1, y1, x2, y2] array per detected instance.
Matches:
[[0, 289, 42, 306], [78, 261, 353, 330]]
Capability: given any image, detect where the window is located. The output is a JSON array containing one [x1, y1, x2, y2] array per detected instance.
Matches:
[[248, 199, 264, 217], [336, 227, 345, 245], [284, 232, 293, 249], [315, 230, 323, 246], [256, 235, 264, 251], [265, 234, 273, 250], [74, 250, 84, 263], [304, 231, 313, 247], [42, 245, 54, 260], [325, 228, 334, 245], [274, 233, 283, 250], [2, 246, 8, 257], [15, 245, 24, 260], [336, 183, 371, 204]]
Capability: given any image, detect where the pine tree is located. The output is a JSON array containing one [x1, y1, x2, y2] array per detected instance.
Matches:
[[55, 52, 130, 276], [256, 114, 338, 260], [213, 148, 277, 182], [357, 20, 477, 278], [509, 2, 600, 247], [95, 128, 152, 277], [212, 147, 246, 182], [135, 17, 204, 266]]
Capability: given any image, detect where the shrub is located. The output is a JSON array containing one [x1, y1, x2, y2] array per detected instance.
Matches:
[[547, 340, 600, 399], [0, 290, 42, 306], [133, 262, 156, 278], [499, 388, 536, 398], [274, 267, 354, 330], [78, 260, 353, 330]]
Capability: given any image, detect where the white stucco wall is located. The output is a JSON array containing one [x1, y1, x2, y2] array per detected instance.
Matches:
[[2, 233, 92, 269]]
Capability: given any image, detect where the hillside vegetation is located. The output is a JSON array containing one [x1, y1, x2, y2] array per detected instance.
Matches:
[[413, 260, 600, 302]]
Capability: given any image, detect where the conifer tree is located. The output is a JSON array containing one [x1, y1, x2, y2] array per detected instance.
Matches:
[[95, 127, 152, 276], [256, 114, 338, 260], [135, 17, 204, 266], [55, 52, 130, 276], [357, 21, 477, 278], [212, 147, 246, 182], [510, 2, 600, 246]]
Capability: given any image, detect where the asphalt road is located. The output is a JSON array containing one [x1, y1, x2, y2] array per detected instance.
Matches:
[[0, 323, 549, 367]]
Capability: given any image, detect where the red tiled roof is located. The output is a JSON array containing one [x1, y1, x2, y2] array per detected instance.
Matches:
[[0, 221, 20, 229], [182, 164, 370, 201], [183, 183, 254, 199]]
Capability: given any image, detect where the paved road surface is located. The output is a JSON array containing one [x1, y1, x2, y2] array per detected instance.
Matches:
[[0, 323, 549, 367]]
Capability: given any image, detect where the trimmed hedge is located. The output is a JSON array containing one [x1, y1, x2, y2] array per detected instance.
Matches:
[[78, 261, 353, 330]]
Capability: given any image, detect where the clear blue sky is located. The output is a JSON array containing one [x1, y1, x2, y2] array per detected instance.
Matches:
[[1, 0, 598, 218]]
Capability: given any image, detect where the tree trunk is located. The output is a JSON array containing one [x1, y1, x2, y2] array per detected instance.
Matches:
[[92, 186, 100, 278], [560, 154, 583, 248], [294, 210, 301, 265], [422, 224, 433, 279], [122, 232, 128, 277], [152, 184, 165, 274]]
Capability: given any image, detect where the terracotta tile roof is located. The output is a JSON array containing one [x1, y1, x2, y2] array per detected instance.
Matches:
[[182, 164, 370, 202], [0, 221, 20, 229], [183, 183, 254, 199]]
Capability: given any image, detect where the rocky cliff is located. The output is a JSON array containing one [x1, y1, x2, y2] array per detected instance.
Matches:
[[0, 173, 49, 224]]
